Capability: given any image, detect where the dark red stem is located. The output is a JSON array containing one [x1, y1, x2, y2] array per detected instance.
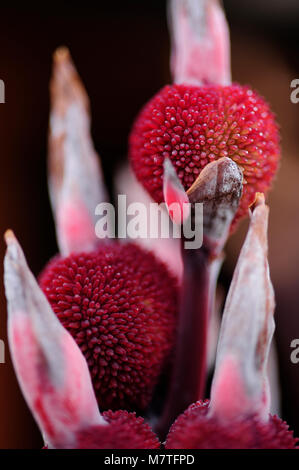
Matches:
[[156, 244, 217, 440]]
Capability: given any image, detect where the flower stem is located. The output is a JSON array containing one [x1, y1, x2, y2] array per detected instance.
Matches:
[[156, 244, 221, 440]]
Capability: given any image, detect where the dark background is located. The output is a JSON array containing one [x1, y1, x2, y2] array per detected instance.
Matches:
[[0, 0, 299, 448]]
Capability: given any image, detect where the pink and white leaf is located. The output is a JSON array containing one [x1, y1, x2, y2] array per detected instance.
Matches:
[[4, 231, 105, 449], [210, 194, 275, 422], [49, 47, 109, 256], [168, 0, 231, 86]]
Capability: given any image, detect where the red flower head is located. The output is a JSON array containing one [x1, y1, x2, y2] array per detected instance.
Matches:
[[129, 83, 280, 227], [39, 242, 177, 410], [165, 400, 297, 449], [4, 231, 160, 449], [76, 410, 160, 449]]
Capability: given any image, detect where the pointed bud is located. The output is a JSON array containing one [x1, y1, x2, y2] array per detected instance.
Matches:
[[210, 194, 275, 422], [168, 0, 231, 85], [49, 47, 108, 256], [4, 231, 105, 448], [163, 158, 190, 224], [187, 157, 243, 256]]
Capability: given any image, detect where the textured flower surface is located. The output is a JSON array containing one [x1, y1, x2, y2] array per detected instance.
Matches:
[[129, 83, 280, 226], [165, 400, 298, 449], [39, 242, 177, 410], [76, 410, 160, 449]]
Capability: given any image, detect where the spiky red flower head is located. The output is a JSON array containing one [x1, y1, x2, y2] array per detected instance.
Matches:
[[165, 401, 298, 449], [39, 242, 177, 411], [129, 83, 280, 226], [75, 410, 160, 449]]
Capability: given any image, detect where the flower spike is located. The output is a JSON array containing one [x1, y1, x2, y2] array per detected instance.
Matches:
[[210, 193, 275, 422], [4, 230, 105, 448], [39, 242, 177, 412], [168, 0, 231, 85], [49, 47, 108, 256]]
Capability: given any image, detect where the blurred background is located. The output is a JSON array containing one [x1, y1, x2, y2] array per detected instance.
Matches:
[[0, 0, 298, 448]]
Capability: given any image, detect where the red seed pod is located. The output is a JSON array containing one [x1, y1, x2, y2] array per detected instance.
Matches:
[[165, 400, 298, 449], [129, 83, 280, 227], [39, 242, 177, 411]]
